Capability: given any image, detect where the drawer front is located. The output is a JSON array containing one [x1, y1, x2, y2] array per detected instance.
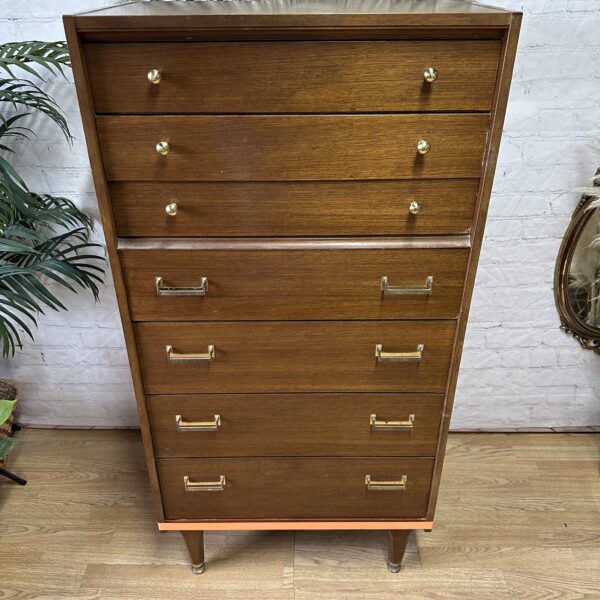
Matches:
[[121, 247, 469, 321], [135, 320, 455, 394], [148, 394, 443, 458], [157, 457, 434, 520], [86, 40, 500, 114], [97, 114, 488, 181], [110, 180, 479, 237]]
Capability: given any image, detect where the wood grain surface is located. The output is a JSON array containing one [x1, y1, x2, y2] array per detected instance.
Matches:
[[2, 430, 596, 599], [120, 247, 469, 321], [147, 393, 444, 458], [157, 456, 435, 520], [66, 0, 522, 575], [86, 40, 500, 114], [135, 320, 456, 394], [96, 114, 489, 181], [70, 0, 514, 39], [110, 179, 479, 238]]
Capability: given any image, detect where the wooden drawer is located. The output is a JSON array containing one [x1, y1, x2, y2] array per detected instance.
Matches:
[[157, 457, 434, 520], [86, 40, 500, 114], [110, 179, 479, 237], [135, 320, 455, 394], [148, 394, 443, 458], [97, 114, 488, 181], [120, 245, 469, 321]]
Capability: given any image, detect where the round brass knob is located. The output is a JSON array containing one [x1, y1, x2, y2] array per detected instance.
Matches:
[[417, 139, 431, 155], [147, 69, 162, 85], [409, 200, 422, 215], [165, 202, 178, 216], [156, 141, 170, 156], [423, 67, 438, 83]]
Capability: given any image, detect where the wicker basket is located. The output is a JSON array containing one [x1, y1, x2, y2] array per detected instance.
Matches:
[[0, 380, 19, 466]]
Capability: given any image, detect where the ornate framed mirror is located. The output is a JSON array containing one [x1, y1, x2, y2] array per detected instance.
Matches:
[[555, 168, 600, 352]]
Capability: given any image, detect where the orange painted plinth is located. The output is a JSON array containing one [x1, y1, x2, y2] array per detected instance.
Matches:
[[158, 520, 434, 532]]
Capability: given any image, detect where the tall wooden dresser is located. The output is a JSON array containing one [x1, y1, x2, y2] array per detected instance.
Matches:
[[65, 0, 520, 574]]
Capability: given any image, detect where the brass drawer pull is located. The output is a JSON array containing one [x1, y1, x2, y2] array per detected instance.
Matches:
[[423, 67, 438, 83], [184, 475, 226, 492], [417, 139, 431, 155], [155, 276, 208, 296], [176, 414, 221, 431], [409, 200, 422, 215], [370, 413, 415, 431], [147, 68, 162, 85], [165, 202, 178, 216], [166, 345, 215, 362], [375, 344, 424, 362], [365, 474, 407, 491], [381, 275, 433, 296], [156, 141, 170, 155]]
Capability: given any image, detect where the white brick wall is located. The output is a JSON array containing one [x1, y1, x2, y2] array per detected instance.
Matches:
[[0, 0, 599, 428]]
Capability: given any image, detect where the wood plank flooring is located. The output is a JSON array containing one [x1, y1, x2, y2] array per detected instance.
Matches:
[[0, 429, 598, 599]]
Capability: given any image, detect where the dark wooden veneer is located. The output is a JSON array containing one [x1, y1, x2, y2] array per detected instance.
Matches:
[[86, 40, 500, 114], [148, 393, 444, 458], [96, 114, 489, 181]]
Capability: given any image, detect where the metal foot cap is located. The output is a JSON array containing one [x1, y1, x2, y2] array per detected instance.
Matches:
[[192, 562, 206, 575], [387, 561, 401, 573]]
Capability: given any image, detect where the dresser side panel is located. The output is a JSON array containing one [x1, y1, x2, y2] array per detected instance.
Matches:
[[63, 16, 165, 520], [426, 14, 522, 520]]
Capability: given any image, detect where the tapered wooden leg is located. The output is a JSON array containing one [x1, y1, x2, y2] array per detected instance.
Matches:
[[387, 530, 411, 573], [181, 531, 205, 574]]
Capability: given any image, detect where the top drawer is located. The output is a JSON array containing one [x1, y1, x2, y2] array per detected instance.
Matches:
[[85, 40, 501, 114]]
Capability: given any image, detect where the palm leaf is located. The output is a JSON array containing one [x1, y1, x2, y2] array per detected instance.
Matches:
[[0, 41, 70, 80], [0, 39, 105, 357], [0, 226, 105, 356], [0, 79, 71, 141]]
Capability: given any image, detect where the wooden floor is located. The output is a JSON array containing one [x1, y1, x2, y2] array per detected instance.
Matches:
[[0, 430, 599, 599]]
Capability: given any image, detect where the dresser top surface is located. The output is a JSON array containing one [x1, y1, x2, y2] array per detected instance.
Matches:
[[74, 0, 510, 17], [67, 0, 517, 31]]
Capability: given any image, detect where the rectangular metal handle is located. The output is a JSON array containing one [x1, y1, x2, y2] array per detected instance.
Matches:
[[375, 344, 424, 362], [381, 275, 433, 296], [370, 414, 415, 431], [155, 276, 208, 296], [166, 345, 215, 362], [184, 475, 226, 492], [365, 474, 407, 491], [176, 414, 221, 431]]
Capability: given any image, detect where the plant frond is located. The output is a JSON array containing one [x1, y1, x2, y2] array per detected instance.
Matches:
[[0, 41, 70, 80], [0, 39, 105, 357], [0, 225, 105, 356], [0, 78, 72, 141]]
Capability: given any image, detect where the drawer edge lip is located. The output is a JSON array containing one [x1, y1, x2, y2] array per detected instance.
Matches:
[[158, 519, 434, 531], [118, 235, 472, 251], [71, 15, 514, 33], [154, 455, 439, 460]]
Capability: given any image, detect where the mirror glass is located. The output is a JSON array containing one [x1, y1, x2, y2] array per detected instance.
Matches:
[[566, 203, 600, 330]]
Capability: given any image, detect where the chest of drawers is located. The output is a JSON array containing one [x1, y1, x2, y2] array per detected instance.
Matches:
[[65, 0, 520, 574]]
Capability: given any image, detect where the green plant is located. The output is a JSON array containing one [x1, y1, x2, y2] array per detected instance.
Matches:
[[0, 41, 105, 357], [0, 399, 16, 459]]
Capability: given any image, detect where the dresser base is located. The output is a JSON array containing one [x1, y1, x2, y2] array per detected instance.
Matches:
[[158, 520, 433, 531], [172, 524, 422, 574]]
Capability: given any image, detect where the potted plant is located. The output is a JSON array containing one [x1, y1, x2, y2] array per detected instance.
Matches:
[[0, 41, 105, 478]]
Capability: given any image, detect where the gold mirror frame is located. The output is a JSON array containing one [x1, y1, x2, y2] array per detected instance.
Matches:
[[554, 171, 600, 353]]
